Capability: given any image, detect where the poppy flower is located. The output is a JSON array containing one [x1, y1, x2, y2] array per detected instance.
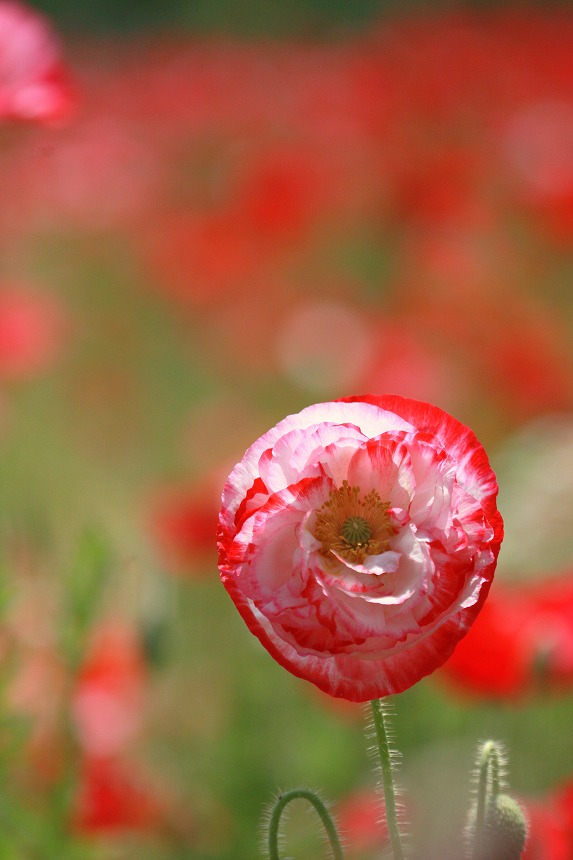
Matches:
[[218, 395, 502, 702], [0, 0, 75, 124]]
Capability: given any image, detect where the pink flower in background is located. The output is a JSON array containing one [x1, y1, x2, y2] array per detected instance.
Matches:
[[502, 101, 573, 246], [28, 117, 161, 230], [0, 1, 74, 123], [69, 622, 188, 840], [7, 645, 67, 782], [0, 286, 68, 380], [275, 300, 375, 396], [71, 622, 146, 757], [337, 788, 387, 856], [218, 395, 502, 702]]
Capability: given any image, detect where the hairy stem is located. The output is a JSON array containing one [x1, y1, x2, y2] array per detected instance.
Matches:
[[370, 698, 405, 860], [472, 740, 502, 860], [267, 787, 344, 860]]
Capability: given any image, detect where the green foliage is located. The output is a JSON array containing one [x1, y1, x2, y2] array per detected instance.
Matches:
[[35, 0, 387, 35], [59, 529, 114, 666]]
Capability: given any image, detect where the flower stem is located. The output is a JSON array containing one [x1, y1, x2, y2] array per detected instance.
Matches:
[[370, 698, 405, 860], [267, 787, 345, 860], [472, 740, 501, 860]]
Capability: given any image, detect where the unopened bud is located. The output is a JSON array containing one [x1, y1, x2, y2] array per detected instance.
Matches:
[[468, 793, 528, 860]]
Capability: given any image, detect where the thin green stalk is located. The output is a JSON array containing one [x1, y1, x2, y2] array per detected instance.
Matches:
[[370, 699, 405, 860], [267, 787, 344, 860]]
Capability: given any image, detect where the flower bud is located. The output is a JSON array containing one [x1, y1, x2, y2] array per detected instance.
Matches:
[[468, 793, 528, 860]]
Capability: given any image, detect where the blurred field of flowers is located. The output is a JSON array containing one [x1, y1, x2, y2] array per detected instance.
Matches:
[[2, 2, 573, 858]]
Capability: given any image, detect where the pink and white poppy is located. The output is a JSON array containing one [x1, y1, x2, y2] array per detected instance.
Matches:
[[0, 1, 74, 123], [218, 395, 503, 702]]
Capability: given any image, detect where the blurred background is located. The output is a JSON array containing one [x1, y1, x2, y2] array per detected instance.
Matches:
[[2, 0, 573, 857]]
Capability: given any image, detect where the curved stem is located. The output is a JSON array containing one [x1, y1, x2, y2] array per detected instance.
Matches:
[[370, 699, 405, 860], [472, 740, 501, 860], [267, 787, 345, 860]]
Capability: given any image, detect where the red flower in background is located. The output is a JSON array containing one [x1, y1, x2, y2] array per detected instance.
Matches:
[[522, 780, 573, 860], [441, 571, 573, 698], [523, 800, 571, 860], [399, 233, 573, 423], [218, 395, 502, 702], [72, 756, 167, 835], [141, 208, 270, 307], [148, 477, 220, 575], [233, 146, 327, 241], [0, 0, 74, 123]]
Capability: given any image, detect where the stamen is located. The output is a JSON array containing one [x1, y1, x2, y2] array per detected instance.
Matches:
[[313, 480, 396, 565]]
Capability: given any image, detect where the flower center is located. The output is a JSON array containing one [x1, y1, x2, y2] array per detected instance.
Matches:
[[313, 480, 396, 565], [340, 516, 372, 547]]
